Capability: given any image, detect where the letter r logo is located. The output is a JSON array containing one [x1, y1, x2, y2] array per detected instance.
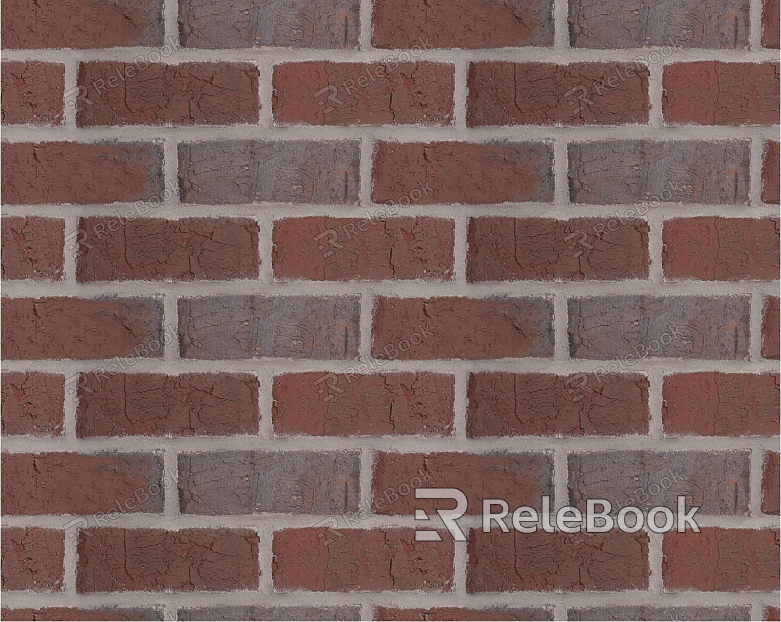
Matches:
[[414, 488, 467, 542]]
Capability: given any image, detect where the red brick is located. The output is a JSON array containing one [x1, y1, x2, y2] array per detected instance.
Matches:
[[374, 608, 551, 621], [77, 373, 259, 437], [372, 0, 552, 48], [273, 528, 453, 591], [763, 142, 780, 204], [272, 372, 454, 436], [763, 297, 780, 360], [467, 217, 649, 282], [1, 217, 64, 281], [273, 62, 454, 125], [663, 63, 780, 125], [1, 452, 163, 515], [273, 217, 454, 281], [764, 0, 780, 48], [1, 609, 161, 621], [663, 528, 780, 591], [663, 218, 780, 281], [467, 373, 649, 437], [178, 607, 359, 621], [1, 142, 163, 205], [468, 62, 649, 126], [1, 372, 64, 436], [765, 606, 781, 621], [76, 62, 259, 126], [372, 452, 552, 515], [663, 373, 779, 436], [76, 217, 259, 282], [568, 606, 751, 620], [763, 453, 780, 515], [372, 142, 553, 205], [1, 528, 63, 591], [76, 528, 259, 592], [1, 62, 63, 125], [2, 297, 164, 360], [372, 297, 553, 360], [468, 530, 649, 592], [1, 0, 163, 49]]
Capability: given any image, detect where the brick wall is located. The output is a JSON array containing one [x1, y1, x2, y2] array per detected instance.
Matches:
[[1, 0, 779, 620]]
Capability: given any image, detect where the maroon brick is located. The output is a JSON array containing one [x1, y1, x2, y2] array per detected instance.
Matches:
[[178, 606, 359, 621], [763, 452, 780, 515], [1, 372, 64, 436], [765, 606, 781, 621], [764, 0, 780, 48], [1, 217, 64, 281], [763, 142, 780, 204], [763, 297, 780, 360], [375, 608, 551, 621], [1, 62, 64, 125], [1, 609, 161, 621], [1, 528, 63, 591]]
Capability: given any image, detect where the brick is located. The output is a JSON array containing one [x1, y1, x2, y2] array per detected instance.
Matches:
[[662, 373, 780, 436], [76, 528, 258, 592], [179, 0, 359, 48], [763, 297, 780, 359], [1, 528, 63, 591], [2, 297, 164, 360], [467, 217, 649, 282], [178, 451, 359, 514], [1, 372, 64, 436], [76, 373, 259, 437], [273, 217, 454, 281], [273, 62, 454, 125], [568, 296, 750, 360], [373, 142, 553, 205], [468, 530, 649, 592], [1, 62, 63, 125], [663, 62, 780, 125], [76, 62, 259, 126], [663, 218, 780, 281], [273, 528, 453, 591], [568, 451, 750, 515], [1, 142, 163, 205], [467, 62, 649, 126], [179, 607, 360, 620], [178, 141, 359, 205], [1, 0, 163, 49], [372, 452, 552, 515], [765, 607, 781, 621], [568, 141, 750, 205], [1, 452, 163, 515], [663, 528, 780, 591], [569, 0, 749, 48], [372, 297, 553, 360], [764, 0, 780, 47], [567, 606, 751, 621], [763, 452, 780, 515], [375, 608, 552, 621], [467, 373, 649, 437], [372, 0, 553, 48], [76, 217, 259, 282], [1, 217, 64, 281], [763, 142, 780, 204], [178, 295, 359, 359], [272, 372, 454, 436], [1, 610, 161, 621]]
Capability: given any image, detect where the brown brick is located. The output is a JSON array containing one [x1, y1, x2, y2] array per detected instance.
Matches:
[[178, 295, 359, 360], [273, 217, 454, 281], [2, 297, 164, 360], [373, 141, 553, 205], [2, 142, 163, 205], [1, 372, 64, 436], [178, 451, 359, 515], [76, 528, 259, 592], [763, 142, 780, 204], [1, 528, 63, 591], [178, 606, 360, 621], [467, 217, 649, 282], [662, 373, 780, 436], [272, 372, 454, 436], [568, 141, 750, 205], [467, 373, 649, 437], [273, 62, 454, 125], [76, 373, 259, 437], [764, 0, 780, 48], [375, 608, 552, 621], [372, 296, 553, 360], [763, 452, 780, 515], [1, 62, 64, 125], [273, 528, 453, 591], [1, 609, 162, 621], [763, 297, 780, 360], [1, 217, 64, 281], [663, 528, 780, 591], [568, 296, 750, 360], [568, 606, 751, 621], [765, 607, 781, 621]]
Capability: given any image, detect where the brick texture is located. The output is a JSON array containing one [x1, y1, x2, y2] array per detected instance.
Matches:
[[568, 607, 751, 621], [375, 608, 551, 621], [763, 452, 780, 515], [763, 297, 780, 359], [763, 0, 780, 47], [1, 372, 64, 436], [1, 62, 64, 125], [178, 606, 359, 620], [1, 608, 162, 621], [1, 217, 63, 281], [1, 528, 63, 591], [763, 142, 780, 204]]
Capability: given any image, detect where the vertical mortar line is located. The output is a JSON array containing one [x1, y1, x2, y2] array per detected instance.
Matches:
[[258, 366, 275, 439], [162, 139, 180, 361], [750, 0, 763, 50], [750, 445, 764, 517], [258, 59, 275, 128], [647, 369, 664, 439], [360, 445, 375, 515], [553, 139, 570, 365], [162, 605, 178, 622], [647, 60, 664, 128], [453, 370, 468, 439], [257, 211, 275, 284], [360, 601, 374, 622], [359, 0, 373, 50], [647, 210, 664, 283], [751, 602, 762, 622], [360, 289, 375, 362], [62, 525, 78, 598], [257, 524, 275, 594], [553, 294, 569, 361], [453, 58, 468, 129], [750, 289, 764, 362], [553, 138, 568, 207], [360, 135, 374, 208], [648, 530, 664, 593], [63, 362, 79, 443], [163, 449, 180, 516], [62, 54, 79, 130], [553, 0, 570, 49], [163, 0, 180, 48], [750, 131, 764, 208], [553, 604, 567, 622], [453, 538, 468, 595], [553, 448, 568, 513], [453, 215, 468, 284], [63, 215, 80, 285]]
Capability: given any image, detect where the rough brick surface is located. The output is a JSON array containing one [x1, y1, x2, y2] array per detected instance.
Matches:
[[272, 372, 455, 436], [1, 608, 162, 621], [763, 297, 780, 360], [663, 529, 780, 591], [467, 373, 649, 437], [178, 606, 360, 621], [273, 529, 453, 591], [763, 0, 780, 48], [76, 373, 259, 437], [76, 528, 259, 592], [1, 62, 64, 125], [467, 62, 649, 126], [1, 217, 64, 281], [763, 452, 780, 515], [763, 142, 780, 204], [273, 62, 454, 125], [567, 607, 751, 621], [1, 372, 64, 436], [765, 607, 781, 622], [1, 528, 63, 592], [467, 217, 649, 281], [375, 608, 552, 621]]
